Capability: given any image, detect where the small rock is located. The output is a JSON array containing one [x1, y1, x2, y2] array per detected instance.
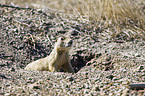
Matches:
[[71, 30, 78, 36], [9, 67, 15, 72], [0, 73, 8, 79], [28, 83, 41, 89], [18, 43, 24, 50], [135, 65, 144, 72], [4, 93, 11, 96], [106, 75, 115, 80], [66, 76, 74, 82], [68, 77, 74, 82], [138, 65, 144, 70], [95, 86, 100, 91], [135, 53, 141, 57]]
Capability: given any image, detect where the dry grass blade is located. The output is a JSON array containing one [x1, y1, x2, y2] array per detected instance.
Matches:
[[59, 0, 144, 40], [63, 0, 144, 29]]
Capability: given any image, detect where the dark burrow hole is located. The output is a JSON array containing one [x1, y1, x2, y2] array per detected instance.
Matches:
[[70, 50, 101, 73], [60, 50, 97, 73]]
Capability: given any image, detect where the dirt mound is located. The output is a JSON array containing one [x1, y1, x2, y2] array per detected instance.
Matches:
[[0, 5, 145, 95]]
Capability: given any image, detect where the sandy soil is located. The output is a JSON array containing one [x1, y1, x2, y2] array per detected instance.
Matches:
[[0, 4, 145, 95]]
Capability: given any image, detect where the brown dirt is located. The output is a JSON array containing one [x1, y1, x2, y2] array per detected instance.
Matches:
[[0, 4, 145, 95]]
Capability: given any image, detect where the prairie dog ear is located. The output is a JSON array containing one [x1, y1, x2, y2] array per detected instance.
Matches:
[[63, 30, 73, 37]]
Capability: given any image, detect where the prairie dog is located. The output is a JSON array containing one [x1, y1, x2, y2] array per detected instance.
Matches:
[[24, 36, 74, 73]]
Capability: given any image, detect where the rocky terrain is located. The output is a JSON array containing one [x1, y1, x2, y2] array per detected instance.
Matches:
[[0, 4, 145, 95]]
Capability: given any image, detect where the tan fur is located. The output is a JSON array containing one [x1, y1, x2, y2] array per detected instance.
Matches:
[[24, 36, 74, 73]]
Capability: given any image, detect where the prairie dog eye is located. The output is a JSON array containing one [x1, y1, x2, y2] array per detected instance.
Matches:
[[61, 37, 65, 40]]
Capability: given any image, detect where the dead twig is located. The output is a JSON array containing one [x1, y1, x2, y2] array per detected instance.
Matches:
[[0, 4, 31, 10], [129, 83, 145, 90]]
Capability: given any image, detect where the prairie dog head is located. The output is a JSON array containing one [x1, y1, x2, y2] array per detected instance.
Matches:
[[55, 36, 73, 51]]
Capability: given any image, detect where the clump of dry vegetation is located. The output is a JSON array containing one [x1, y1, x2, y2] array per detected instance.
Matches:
[[61, 0, 145, 39], [63, 0, 144, 28]]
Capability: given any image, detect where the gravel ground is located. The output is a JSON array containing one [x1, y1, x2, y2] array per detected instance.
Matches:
[[0, 5, 145, 95]]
